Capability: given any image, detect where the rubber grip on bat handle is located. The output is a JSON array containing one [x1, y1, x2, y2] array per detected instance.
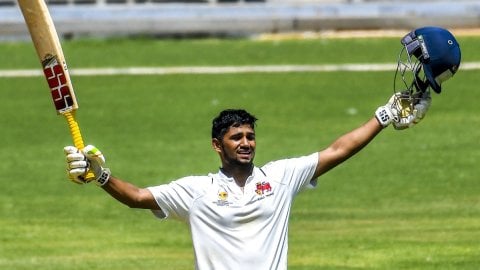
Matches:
[[64, 111, 95, 182]]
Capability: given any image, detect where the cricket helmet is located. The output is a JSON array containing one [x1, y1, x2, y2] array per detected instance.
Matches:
[[396, 26, 461, 94]]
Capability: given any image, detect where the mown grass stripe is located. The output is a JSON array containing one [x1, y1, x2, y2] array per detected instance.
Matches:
[[1, 62, 478, 77]]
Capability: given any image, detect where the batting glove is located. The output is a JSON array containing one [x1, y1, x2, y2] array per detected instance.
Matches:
[[410, 91, 431, 124], [64, 145, 111, 186], [375, 94, 398, 128], [391, 91, 431, 130], [64, 146, 89, 184], [375, 91, 431, 130]]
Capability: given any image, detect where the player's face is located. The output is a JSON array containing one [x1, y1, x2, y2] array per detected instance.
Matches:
[[215, 124, 256, 167]]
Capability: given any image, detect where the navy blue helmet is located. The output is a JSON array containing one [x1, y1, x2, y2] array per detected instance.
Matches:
[[397, 26, 461, 94]]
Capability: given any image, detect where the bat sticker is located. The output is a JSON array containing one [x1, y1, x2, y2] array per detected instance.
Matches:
[[42, 55, 75, 113]]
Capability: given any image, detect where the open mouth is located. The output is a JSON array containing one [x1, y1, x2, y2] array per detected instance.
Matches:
[[237, 150, 252, 159]]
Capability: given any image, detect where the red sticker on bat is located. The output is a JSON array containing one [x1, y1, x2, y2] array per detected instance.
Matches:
[[42, 55, 74, 113]]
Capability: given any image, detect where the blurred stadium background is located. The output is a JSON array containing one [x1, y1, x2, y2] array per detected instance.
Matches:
[[1, 0, 480, 40]]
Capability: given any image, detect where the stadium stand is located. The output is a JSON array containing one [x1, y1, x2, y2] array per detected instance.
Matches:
[[1, 0, 479, 40]]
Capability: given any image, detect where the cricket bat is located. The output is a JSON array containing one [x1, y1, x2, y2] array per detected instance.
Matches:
[[18, 0, 94, 182]]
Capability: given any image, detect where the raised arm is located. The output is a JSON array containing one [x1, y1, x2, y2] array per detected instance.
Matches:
[[64, 146, 161, 211], [314, 117, 382, 178], [101, 176, 160, 210], [313, 91, 432, 179]]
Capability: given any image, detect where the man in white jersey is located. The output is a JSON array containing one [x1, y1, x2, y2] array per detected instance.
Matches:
[[64, 108, 421, 270], [64, 27, 460, 269]]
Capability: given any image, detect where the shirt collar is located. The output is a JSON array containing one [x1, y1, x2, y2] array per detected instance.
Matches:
[[214, 166, 259, 184]]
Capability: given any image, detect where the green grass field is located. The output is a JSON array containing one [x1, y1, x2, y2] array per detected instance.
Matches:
[[1, 35, 480, 269]]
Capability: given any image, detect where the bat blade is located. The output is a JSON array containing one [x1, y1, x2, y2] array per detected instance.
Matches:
[[18, 0, 94, 182], [18, 0, 78, 114]]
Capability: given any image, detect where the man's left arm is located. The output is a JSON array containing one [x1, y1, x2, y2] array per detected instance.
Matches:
[[313, 92, 431, 179], [314, 117, 382, 178]]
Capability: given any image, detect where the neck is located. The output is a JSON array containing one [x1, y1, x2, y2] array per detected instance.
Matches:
[[220, 163, 253, 187]]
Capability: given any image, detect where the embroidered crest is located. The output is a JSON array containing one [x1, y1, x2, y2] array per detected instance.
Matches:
[[218, 189, 228, 201], [214, 188, 231, 206], [255, 181, 272, 195]]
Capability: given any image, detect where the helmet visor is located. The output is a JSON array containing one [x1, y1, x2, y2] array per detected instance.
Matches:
[[423, 62, 454, 93]]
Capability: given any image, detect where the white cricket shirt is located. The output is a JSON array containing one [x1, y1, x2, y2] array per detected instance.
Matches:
[[147, 152, 318, 270]]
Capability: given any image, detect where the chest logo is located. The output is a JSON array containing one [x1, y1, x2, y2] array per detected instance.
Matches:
[[255, 181, 272, 195], [214, 188, 232, 206], [218, 190, 228, 201]]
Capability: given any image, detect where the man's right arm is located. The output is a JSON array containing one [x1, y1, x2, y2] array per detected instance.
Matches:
[[65, 145, 163, 212], [102, 176, 161, 210]]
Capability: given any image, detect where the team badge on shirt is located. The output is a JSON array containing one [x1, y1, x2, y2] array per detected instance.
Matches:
[[255, 181, 272, 195], [218, 189, 228, 201], [215, 188, 231, 206]]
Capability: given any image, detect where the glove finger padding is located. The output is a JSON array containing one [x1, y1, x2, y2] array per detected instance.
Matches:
[[64, 146, 79, 155], [412, 91, 431, 123], [391, 91, 431, 130], [82, 145, 106, 164], [82, 145, 106, 176], [66, 152, 86, 162], [68, 160, 88, 170], [64, 146, 88, 184], [82, 145, 111, 186]]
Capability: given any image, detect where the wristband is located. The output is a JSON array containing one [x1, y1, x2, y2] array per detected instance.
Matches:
[[375, 106, 392, 127], [95, 168, 111, 186]]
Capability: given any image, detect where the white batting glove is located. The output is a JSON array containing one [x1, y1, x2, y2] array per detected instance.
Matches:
[[392, 91, 431, 130], [375, 94, 398, 128], [64, 145, 111, 186], [64, 146, 89, 184], [411, 91, 431, 124], [82, 145, 111, 186], [375, 91, 431, 130]]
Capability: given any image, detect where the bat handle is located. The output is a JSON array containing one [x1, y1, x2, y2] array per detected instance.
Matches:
[[64, 111, 85, 149], [64, 111, 95, 182]]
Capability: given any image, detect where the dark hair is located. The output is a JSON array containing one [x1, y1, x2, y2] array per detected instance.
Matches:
[[211, 109, 258, 140]]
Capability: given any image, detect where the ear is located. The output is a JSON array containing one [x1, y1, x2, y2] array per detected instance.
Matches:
[[212, 138, 222, 153]]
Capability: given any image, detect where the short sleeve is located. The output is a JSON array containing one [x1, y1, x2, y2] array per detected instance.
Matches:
[[147, 176, 210, 222], [261, 152, 319, 196]]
